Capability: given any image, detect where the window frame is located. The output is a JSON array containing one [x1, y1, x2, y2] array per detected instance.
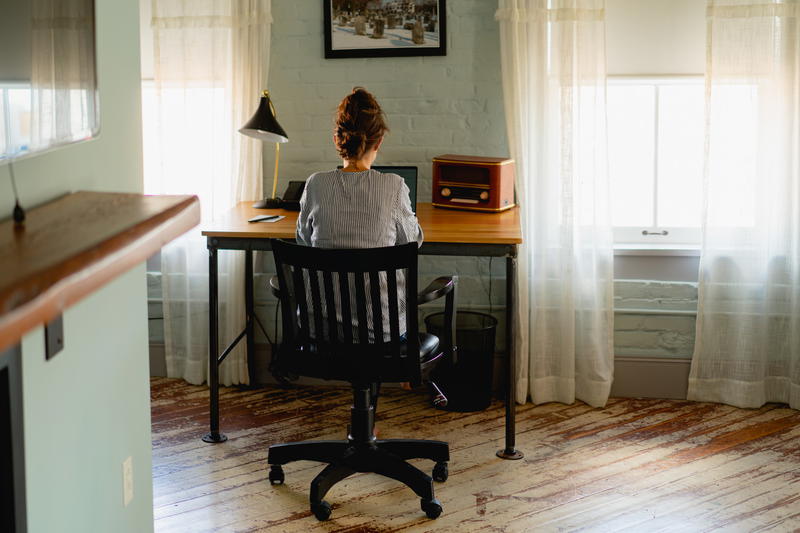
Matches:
[[607, 75, 705, 247]]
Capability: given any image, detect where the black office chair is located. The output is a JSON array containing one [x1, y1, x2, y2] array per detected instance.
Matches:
[[266, 239, 457, 521]]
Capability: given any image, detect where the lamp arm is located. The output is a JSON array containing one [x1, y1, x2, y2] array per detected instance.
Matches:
[[272, 142, 280, 199]]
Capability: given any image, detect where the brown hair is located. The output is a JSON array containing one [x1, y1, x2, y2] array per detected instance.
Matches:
[[334, 87, 388, 161]]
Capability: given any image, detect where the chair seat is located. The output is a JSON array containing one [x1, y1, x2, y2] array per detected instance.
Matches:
[[276, 332, 441, 384]]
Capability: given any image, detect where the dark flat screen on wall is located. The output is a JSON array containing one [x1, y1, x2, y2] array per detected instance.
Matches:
[[1, 366, 16, 531]]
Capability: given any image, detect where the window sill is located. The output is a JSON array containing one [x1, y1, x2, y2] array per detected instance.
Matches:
[[614, 244, 700, 257]]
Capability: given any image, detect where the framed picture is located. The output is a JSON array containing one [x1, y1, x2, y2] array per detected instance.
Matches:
[[324, 0, 446, 59]]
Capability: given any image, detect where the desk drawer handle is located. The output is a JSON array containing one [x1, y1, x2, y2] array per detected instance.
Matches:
[[641, 230, 669, 236]]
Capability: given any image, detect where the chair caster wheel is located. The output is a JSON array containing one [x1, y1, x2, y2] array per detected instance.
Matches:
[[421, 497, 442, 519], [432, 461, 448, 482], [268, 465, 284, 485], [311, 500, 332, 521]]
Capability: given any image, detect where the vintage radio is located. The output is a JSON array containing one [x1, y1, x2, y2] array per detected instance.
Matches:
[[432, 154, 515, 212]]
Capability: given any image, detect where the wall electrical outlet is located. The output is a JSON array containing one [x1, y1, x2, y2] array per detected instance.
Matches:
[[123, 456, 134, 507]]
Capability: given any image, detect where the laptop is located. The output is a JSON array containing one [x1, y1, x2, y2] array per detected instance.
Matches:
[[372, 165, 418, 213]]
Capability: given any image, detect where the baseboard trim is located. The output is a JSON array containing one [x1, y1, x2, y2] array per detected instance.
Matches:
[[611, 355, 691, 400]]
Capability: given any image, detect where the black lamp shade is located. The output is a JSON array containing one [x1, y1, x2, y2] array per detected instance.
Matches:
[[239, 93, 289, 143]]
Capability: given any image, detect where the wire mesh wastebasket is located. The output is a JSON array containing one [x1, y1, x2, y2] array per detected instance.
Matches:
[[425, 311, 497, 412]]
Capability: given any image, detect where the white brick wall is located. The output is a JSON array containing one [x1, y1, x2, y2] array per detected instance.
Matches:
[[268, 0, 508, 203]]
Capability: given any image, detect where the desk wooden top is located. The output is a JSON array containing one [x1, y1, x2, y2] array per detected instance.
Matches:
[[202, 202, 522, 245], [0, 191, 200, 352]]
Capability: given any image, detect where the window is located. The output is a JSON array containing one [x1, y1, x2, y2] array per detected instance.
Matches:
[[0, 84, 31, 159], [607, 77, 705, 245], [141, 80, 233, 218]]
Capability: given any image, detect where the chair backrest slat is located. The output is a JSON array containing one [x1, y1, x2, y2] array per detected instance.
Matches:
[[386, 268, 401, 357], [322, 271, 338, 343], [292, 266, 309, 338], [338, 271, 353, 344], [354, 272, 370, 345], [308, 269, 325, 341], [405, 256, 419, 360], [368, 270, 384, 344], [277, 263, 298, 339]]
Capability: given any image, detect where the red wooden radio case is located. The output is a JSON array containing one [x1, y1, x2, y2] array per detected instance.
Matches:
[[432, 154, 515, 212]]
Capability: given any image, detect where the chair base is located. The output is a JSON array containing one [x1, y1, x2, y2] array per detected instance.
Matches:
[[267, 384, 449, 520], [268, 437, 449, 520]]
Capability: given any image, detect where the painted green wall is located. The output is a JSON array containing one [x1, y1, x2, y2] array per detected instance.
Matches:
[[3, 0, 152, 531], [21, 268, 151, 533]]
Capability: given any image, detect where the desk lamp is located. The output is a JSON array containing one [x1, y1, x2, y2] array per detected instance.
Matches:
[[239, 90, 289, 209]]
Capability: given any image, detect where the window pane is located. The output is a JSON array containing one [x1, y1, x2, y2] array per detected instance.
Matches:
[[657, 84, 704, 228], [607, 84, 655, 227]]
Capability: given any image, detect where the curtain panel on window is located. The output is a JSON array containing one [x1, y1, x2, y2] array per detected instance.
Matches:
[[496, 0, 614, 407], [30, 0, 98, 150], [145, 0, 271, 386], [689, 0, 800, 408]]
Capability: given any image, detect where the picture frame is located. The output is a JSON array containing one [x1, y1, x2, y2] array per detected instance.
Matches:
[[324, 0, 447, 59]]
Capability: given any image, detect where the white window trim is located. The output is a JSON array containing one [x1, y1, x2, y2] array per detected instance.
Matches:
[[614, 243, 700, 257]]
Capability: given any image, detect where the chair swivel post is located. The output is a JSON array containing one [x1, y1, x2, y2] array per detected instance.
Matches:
[[349, 386, 376, 444]]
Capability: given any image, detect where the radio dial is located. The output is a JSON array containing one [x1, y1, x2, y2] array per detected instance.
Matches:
[[479, 191, 489, 201], [441, 187, 451, 197]]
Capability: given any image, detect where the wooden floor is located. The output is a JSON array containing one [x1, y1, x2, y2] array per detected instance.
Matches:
[[151, 378, 800, 532]]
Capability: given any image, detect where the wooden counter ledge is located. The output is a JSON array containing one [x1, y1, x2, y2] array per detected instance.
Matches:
[[0, 191, 200, 352]]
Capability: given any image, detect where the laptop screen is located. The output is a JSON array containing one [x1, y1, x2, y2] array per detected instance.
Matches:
[[372, 166, 418, 213]]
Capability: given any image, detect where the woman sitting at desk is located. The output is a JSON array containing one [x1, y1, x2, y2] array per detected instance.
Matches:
[[296, 87, 422, 344]]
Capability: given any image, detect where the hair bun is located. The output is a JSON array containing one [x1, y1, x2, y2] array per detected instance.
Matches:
[[334, 87, 388, 161], [339, 130, 366, 159]]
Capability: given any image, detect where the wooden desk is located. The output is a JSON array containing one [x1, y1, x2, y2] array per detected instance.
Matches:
[[201, 202, 523, 459]]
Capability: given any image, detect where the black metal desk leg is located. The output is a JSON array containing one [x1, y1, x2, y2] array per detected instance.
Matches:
[[203, 243, 227, 443], [245, 249, 255, 384], [497, 250, 523, 460]]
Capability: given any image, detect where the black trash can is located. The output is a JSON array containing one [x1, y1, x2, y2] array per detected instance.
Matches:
[[425, 311, 497, 412]]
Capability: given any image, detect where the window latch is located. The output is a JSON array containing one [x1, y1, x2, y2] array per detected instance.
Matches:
[[641, 230, 669, 236]]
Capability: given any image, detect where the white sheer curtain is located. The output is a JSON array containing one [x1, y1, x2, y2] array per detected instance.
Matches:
[[30, 0, 98, 150], [496, 0, 614, 407], [689, 0, 800, 408], [143, 0, 271, 385]]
